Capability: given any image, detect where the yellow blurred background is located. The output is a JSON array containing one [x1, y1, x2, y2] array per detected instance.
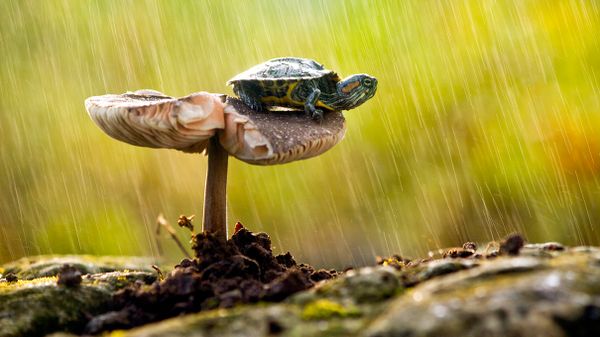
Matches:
[[1, 0, 600, 267]]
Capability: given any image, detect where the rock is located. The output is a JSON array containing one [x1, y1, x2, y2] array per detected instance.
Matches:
[[364, 252, 600, 337], [4, 242, 600, 337], [1, 255, 155, 280], [499, 233, 526, 256], [305, 266, 402, 304], [56, 265, 83, 287], [1, 278, 113, 337], [0, 256, 156, 337]]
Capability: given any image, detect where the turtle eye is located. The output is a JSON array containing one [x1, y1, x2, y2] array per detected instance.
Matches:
[[363, 78, 372, 87]]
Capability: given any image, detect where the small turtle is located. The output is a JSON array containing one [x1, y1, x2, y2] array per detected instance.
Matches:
[[227, 57, 377, 120]]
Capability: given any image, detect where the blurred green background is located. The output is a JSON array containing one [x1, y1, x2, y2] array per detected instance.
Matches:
[[1, 0, 600, 267]]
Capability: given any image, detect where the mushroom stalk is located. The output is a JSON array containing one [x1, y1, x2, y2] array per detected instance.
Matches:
[[202, 136, 229, 241]]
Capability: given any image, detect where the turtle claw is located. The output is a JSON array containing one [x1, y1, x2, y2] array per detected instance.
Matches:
[[312, 109, 324, 122], [304, 106, 322, 120]]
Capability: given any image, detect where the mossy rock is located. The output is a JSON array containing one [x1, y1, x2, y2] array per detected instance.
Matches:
[[4, 245, 600, 336], [0, 256, 156, 337], [1, 279, 111, 337], [1, 255, 155, 280], [105, 303, 373, 337], [364, 253, 600, 337]]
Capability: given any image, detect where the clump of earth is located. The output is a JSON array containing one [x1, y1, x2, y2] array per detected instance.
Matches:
[[84, 223, 337, 333]]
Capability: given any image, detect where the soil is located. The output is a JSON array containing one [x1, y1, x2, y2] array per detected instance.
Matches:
[[56, 264, 83, 287], [84, 223, 337, 334], [376, 233, 525, 273], [499, 232, 526, 255]]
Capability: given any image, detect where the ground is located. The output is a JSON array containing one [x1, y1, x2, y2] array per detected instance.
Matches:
[[1, 230, 600, 337]]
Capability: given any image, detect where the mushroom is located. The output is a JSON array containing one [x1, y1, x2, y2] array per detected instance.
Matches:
[[85, 90, 346, 241]]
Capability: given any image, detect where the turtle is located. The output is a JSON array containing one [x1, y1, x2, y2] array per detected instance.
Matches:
[[227, 57, 378, 120]]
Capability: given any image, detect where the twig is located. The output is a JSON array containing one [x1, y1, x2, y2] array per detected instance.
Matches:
[[154, 220, 164, 258]]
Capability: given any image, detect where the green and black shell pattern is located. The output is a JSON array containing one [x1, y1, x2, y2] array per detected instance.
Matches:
[[227, 57, 378, 120]]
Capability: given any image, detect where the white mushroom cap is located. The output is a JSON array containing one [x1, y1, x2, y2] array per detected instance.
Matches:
[[85, 90, 225, 153], [85, 91, 346, 164], [220, 98, 346, 165]]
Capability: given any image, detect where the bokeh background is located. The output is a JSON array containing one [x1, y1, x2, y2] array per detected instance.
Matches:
[[1, 0, 600, 267]]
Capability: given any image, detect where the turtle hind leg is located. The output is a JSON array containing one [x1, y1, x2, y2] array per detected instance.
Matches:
[[234, 83, 264, 112], [305, 88, 324, 121]]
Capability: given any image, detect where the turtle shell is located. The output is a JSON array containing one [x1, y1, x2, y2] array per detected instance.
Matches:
[[227, 57, 340, 84]]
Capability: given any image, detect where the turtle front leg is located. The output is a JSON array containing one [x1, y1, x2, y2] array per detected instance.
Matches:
[[305, 88, 323, 120]]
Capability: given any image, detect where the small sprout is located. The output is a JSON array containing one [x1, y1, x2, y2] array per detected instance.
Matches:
[[57, 264, 82, 287], [156, 213, 191, 259], [177, 214, 195, 233], [151, 265, 164, 281]]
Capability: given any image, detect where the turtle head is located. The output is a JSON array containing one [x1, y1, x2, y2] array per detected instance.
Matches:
[[333, 74, 378, 110]]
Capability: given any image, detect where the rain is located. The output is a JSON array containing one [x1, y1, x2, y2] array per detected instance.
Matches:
[[1, 0, 600, 269]]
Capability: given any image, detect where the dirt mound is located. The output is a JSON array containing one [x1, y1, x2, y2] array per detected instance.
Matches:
[[85, 224, 337, 334]]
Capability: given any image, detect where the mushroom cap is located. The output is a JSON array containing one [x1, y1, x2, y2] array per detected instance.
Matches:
[[85, 90, 225, 153], [85, 91, 346, 165], [220, 98, 346, 165]]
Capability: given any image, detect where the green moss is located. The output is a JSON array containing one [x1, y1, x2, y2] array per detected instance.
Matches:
[[0, 269, 155, 337], [0, 284, 112, 337], [301, 300, 360, 321]]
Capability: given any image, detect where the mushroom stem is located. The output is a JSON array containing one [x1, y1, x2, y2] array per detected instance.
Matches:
[[202, 136, 229, 241]]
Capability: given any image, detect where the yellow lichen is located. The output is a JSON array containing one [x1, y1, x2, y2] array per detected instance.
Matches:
[[0, 276, 58, 293], [301, 299, 360, 320], [108, 330, 127, 337]]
